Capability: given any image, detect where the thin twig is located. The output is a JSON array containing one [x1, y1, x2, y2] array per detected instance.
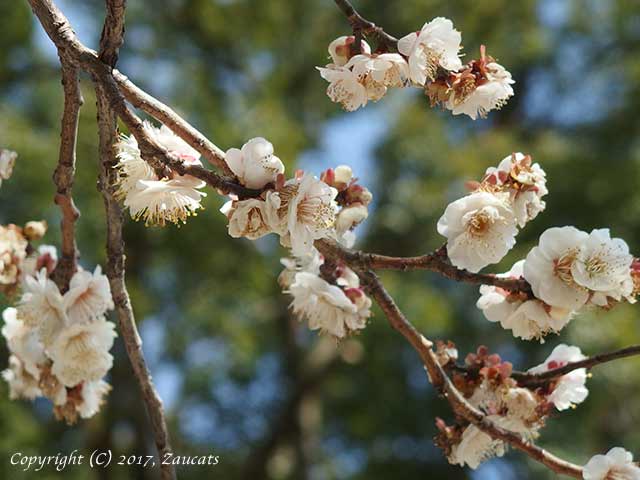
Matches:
[[332, 0, 398, 51], [98, 0, 126, 67], [315, 239, 533, 295], [50, 59, 82, 293], [112, 70, 233, 175], [26, 0, 252, 197], [93, 2, 176, 478], [513, 344, 640, 386]]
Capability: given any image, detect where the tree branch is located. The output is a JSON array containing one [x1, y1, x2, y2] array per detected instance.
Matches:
[[98, 0, 126, 67], [332, 0, 398, 51], [513, 344, 640, 387], [315, 239, 533, 295], [50, 59, 82, 293], [112, 70, 233, 175], [93, 3, 175, 478], [26, 0, 254, 198], [354, 268, 583, 478]]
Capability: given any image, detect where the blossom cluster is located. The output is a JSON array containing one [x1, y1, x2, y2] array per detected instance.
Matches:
[[218, 137, 373, 339], [0, 224, 116, 424], [115, 122, 207, 226], [436, 344, 589, 469], [0, 149, 17, 188], [1, 221, 48, 296], [438, 152, 547, 273], [318, 19, 514, 118], [478, 227, 638, 341]]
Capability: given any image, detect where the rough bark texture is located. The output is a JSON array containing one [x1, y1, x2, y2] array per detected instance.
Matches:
[[50, 59, 82, 292]]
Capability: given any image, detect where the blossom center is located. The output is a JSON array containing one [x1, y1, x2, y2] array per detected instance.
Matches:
[[553, 250, 579, 285], [466, 210, 493, 237]]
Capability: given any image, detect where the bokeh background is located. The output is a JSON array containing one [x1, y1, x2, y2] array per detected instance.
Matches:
[[1, 0, 640, 478]]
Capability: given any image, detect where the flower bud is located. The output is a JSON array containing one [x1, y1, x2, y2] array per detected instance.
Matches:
[[225, 137, 285, 189], [328, 36, 371, 67], [344, 184, 373, 206], [23, 220, 48, 241], [334, 165, 353, 186], [0, 149, 17, 182], [336, 204, 368, 234]]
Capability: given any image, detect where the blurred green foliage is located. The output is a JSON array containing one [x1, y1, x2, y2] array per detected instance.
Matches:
[[1, 0, 640, 479]]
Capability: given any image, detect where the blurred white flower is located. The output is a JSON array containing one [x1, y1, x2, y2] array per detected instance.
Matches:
[[2, 355, 41, 400], [335, 204, 369, 236], [328, 35, 371, 67], [1, 307, 46, 378], [0, 149, 17, 187], [572, 229, 634, 305], [583, 447, 640, 480], [448, 418, 506, 469], [225, 137, 285, 189], [20, 244, 58, 281], [524, 226, 590, 310], [333, 165, 353, 186], [49, 318, 117, 387], [528, 344, 589, 411], [76, 380, 112, 419], [115, 122, 207, 226], [397, 17, 463, 85], [447, 61, 514, 120], [64, 266, 114, 325], [18, 269, 67, 346], [437, 192, 517, 273], [0, 224, 28, 289], [317, 65, 369, 111], [289, 272, 370, 339]]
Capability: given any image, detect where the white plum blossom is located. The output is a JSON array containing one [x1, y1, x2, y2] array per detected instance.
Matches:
[[483, 153, 548, 227], [1, 307, 46, 378], [20, 244, 58, 281], [437, 192, 517, 273], [49, 318, 117, 387], [397, 17, 463, 85], [0, 224, 28, 290], [449, 411, 538, 470], [225, 137, 285, 189], [477, 260, 573, 341], [289, 271, 370, 339], [274, 174, 338, 256], [64, 266, 114, 325], [447, 61, 514, 120], [333, 165, 353, 186], [220, 198, 276, 240], [335, 204, 368, 237], [18, 269, 67, 346], [583, 447, 640, 480], [449, 420, 506, 469], [0, 149, 17, 187], [348, 53, 410, 100], [76, 380, 112, 419], [528, 344, 589, 411], [328, 35, 371, 67], [317, 65, 369, 111], [115, 122, 207, 226], [2, 355, 41, 400], [572, 229, 634, 306], [524, 226, 590, 310], [124, 177, 207, 226]]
